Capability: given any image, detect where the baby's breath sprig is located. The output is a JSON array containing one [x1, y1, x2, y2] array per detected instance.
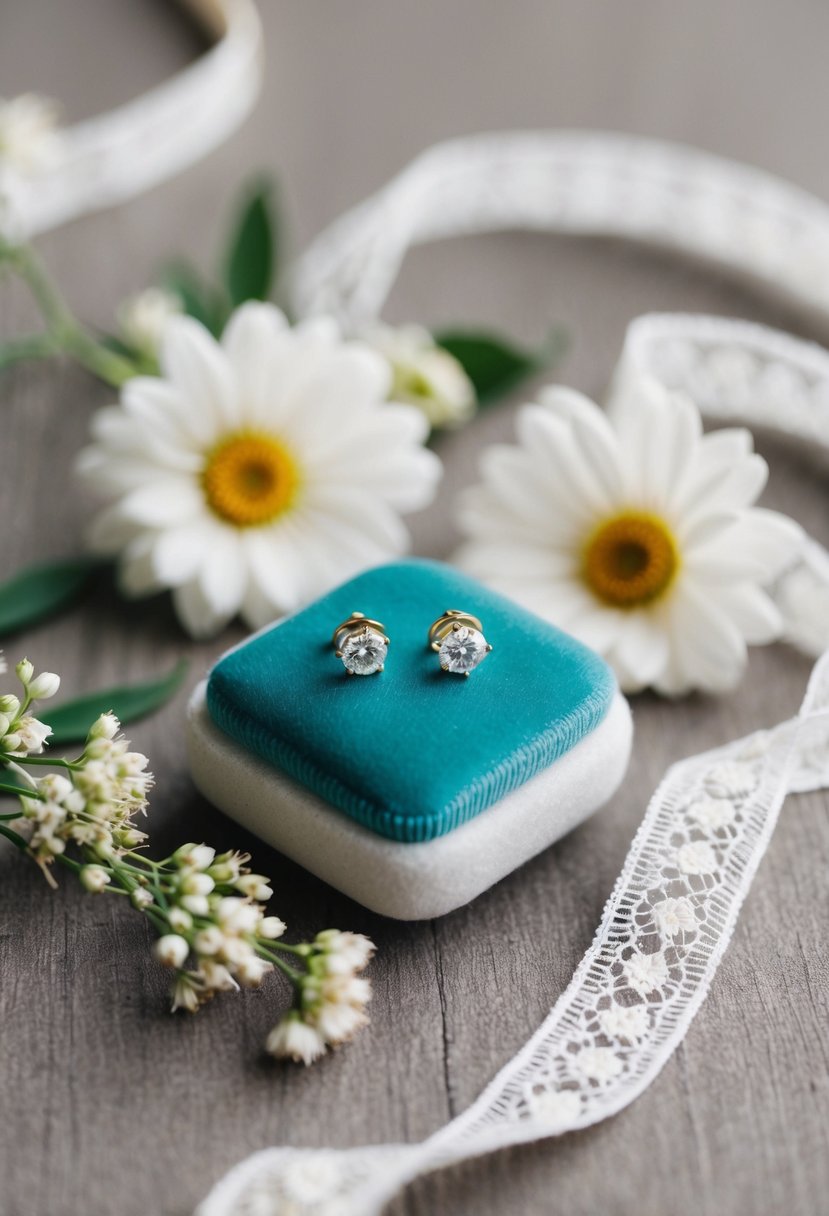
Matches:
[[0, 654, 374, 1065]]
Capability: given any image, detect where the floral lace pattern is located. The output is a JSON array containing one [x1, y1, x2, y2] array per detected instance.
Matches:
[[199, 658, 829, 1216], [198, 133, 829, 1215]]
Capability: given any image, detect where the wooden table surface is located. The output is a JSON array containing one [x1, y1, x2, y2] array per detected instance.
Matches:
[[1, 3, 828, 1214]]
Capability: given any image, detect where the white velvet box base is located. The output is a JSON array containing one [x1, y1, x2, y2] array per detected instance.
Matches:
[[186, 682, 632, 920]]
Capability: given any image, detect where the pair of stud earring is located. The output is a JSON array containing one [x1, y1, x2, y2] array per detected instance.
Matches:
[[332, 609, 493, 678]]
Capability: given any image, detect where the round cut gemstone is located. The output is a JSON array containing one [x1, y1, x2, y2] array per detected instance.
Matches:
[[439, 625, 489, 674], [340, 627, 388, 675]]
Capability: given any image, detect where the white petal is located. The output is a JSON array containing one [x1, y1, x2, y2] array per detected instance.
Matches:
[[243, 525, 307, 614], [120, 377, 203, 464], [118, 534, 164, 597], [302, 486, 410, 555], [662, 582, 748, 693], [565, 603, 627, 654], [321, 445, 441, 513], [479, 445, 575, 531], [612, 379, 700, 509], [709, 583, 783, 644], [537, 385, 618, 451], [160, 316, 238, 438], [86, 505, 142, 554], [198, 529, 249, 617], [221, 302, 288, 425], [88, 405, 145, 452], [457, 483, 580, 546], [117, 478, 204, 527], [75, 449, 166, 495], [151, 519, 218, 586], [516, 405, 618, 519], [689, 509, 804, 583], [670, 427, 753, 514], [676, 453, 768, 535], [279, 347, 391, 453], [610, 612, 670, 690], [173, 578, 234, 639]]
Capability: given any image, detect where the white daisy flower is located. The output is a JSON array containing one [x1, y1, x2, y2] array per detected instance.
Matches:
[[456, 377, 803, 694], [361, 323, 476, 429], [0, 94, 61, 175], [76, 304, 442, 637]]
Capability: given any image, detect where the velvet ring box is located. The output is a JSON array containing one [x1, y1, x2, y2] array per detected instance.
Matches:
[[186, 560, 632, 919]]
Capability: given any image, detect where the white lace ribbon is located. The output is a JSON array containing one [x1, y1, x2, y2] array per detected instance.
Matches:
[[2, 0, 263, 240], [199, 652, 829, 1216], [198, 132, 829, 1214]]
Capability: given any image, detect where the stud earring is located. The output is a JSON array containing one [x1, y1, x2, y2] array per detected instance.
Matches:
[[428, 609, 492, 676], [332, 612, 390, 676]]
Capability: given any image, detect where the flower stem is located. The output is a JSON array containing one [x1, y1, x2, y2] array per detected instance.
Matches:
[[0, 333, 59, 370], [0, 781, 40, 799], [1, 240, 137, 388], [254, 943, 304, 985], [12, 754, 79, 768], [0, 823, 28, 850]]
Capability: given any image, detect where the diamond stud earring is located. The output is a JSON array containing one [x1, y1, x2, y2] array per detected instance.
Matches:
[[428, 609, 492, 677], [332, 612, 390, 676]]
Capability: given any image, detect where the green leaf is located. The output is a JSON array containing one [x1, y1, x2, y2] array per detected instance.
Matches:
[[0, 772, 34, 798], [41, 660, 189, 748], [160, 262, 224, 335], [433, 327, 568, 405], [223, 179, 276, 308], [0, 556, 102, 636]]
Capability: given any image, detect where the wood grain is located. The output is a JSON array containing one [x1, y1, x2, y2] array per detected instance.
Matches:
[[1, 3, 828, 1215]]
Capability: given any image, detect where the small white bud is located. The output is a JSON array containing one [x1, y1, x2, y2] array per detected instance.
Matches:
[[130, 888, 154, 910], [89, 712, 119, 741], [153, 934, 190, 969], [16, 659, 33, 685], [180, 894, 209, 917], [265, 1013, 327, 1064], [0, 714, 9, 737], [27, 671, 60, 700], [186, 845, 216, 872], [181, 871, 214, 896], [80, 865, 111, 893], [221, 937, 256, 966], [235, 874, 273, 901], [236, 956, 272, 987], [259, 916, 287, 940], [0, 694, 20, 716], [167, 906, 193, 932], [193, 926, 224, 956]]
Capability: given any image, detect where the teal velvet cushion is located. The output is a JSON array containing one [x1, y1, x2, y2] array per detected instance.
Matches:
[[207, 559, 616, 843]]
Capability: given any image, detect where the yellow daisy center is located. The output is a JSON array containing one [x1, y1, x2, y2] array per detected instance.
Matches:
[[583, 511, 679, 608], [202, 431, 300, 528]]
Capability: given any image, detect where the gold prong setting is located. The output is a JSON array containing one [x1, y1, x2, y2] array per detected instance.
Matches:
[[428, 609, 492, 676], [332, 611, 389, 676]]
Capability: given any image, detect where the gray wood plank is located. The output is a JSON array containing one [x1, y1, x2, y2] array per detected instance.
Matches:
[[1, 3, 828, 1215]]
